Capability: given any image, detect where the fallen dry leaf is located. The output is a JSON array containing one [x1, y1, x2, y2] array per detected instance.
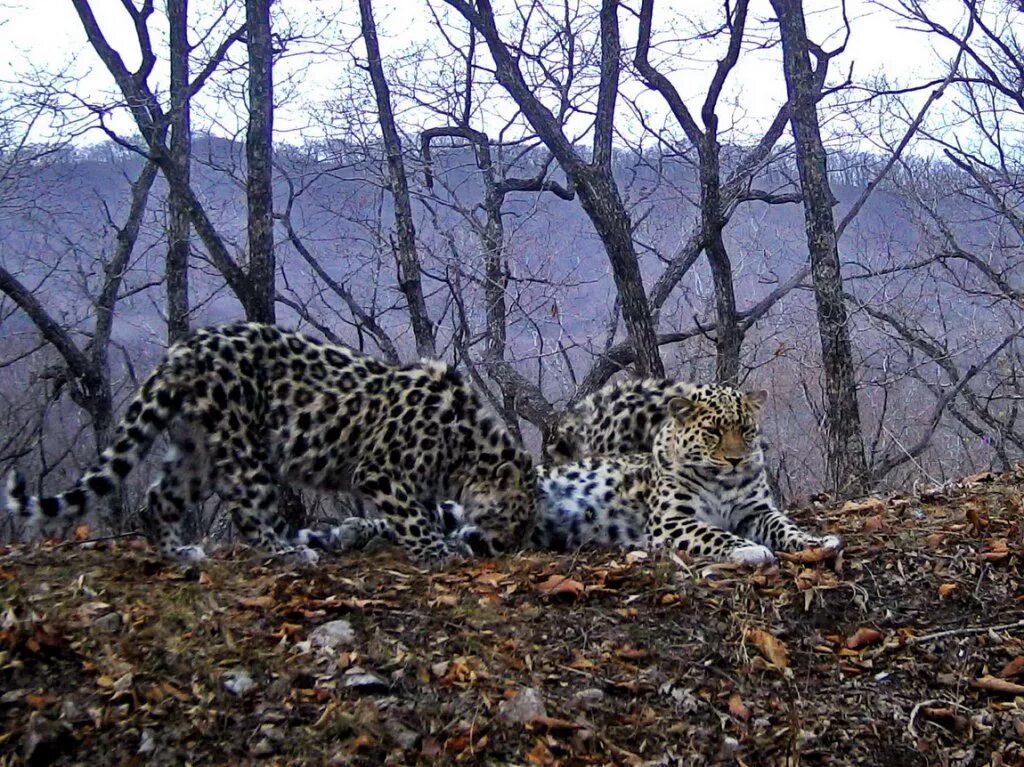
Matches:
[[237, 595, 275, 608], [937, 583, 958, 598], [778, 545, 838, 564], [999, 656, 1024, 679], [747, 629, 789, 668], [981, 539, 1011, 562], [728, 693, 751, 721], [862, 514, 887, 532], [841, 497, 886, 514], [846, 627, 884, 649], [529, 716, 583, 733], [972, 675, 1024, 695], [534, 575, 585, 600]]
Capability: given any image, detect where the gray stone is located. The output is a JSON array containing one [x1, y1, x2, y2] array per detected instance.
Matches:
[[497, 687, 547, 724], [92, 612, 123, 633], [384, 719, 420, 750], [308, 619, 355, 649], [222, 668, 257, 697], [342, 671, 389, 694], [569, 687, 605, 709]]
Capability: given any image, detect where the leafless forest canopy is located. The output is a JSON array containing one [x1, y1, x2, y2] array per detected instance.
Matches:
[[0, 0, 1021, 535]]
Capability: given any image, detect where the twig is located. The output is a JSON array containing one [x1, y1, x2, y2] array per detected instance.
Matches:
[[51, 531, 143, 549], [909, 619, 1024, 644]]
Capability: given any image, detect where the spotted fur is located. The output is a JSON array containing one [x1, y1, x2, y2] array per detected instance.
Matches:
[[533, 383, 841, 564], [546, 378, 697, 464], [6, 323, 534, 565]]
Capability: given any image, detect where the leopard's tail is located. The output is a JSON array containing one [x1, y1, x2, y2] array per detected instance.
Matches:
[[7, 353, 190, 530]]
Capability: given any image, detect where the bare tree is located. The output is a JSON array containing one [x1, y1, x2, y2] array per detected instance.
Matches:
[[245, 0, 276, 324], [443, 0, 665, 377], [770, 0, 868, 494], [166, 0, 192, 341], [359, 0, 437, 358]]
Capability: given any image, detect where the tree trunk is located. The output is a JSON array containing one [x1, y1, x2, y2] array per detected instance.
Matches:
[[359, 0, 436, 359], [572, 166, 665, 378], [699, 140, 742, 384], [245, 0, 276, 324], [166, 0, 191, 342], [771, 0, 867, 495]]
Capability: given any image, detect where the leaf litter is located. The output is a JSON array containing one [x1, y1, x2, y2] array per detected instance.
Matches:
[[2, 469, 1024, 764]]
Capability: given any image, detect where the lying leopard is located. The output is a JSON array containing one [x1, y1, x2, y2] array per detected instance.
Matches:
[[533, 382, 842, 564], [6, 323, 534, 565], [349, 380, 840, 565]]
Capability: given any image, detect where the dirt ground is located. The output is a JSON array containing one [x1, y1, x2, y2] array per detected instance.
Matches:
[[2, 469, 1024, 766]]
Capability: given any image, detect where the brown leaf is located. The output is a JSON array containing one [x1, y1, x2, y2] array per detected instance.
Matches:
[[971, 675, 1024, 695], [73, 524, 91, 541], [841, 497, 885, 515], [862, 513, 886, 533], [25, 692, 58, 710], [529, 716, 582, 733], [999, 656, 1024, 679], [747, 629, 789, 668], [238, 595, 275, 608], [925, 533, 945, 548], [526, 737, 556, 765], [966, 504, 988, 533], [937, 583, 958, 598], [981, 538, 1011, 562], [534, 575, 585, 600], [728, 693, 750, 721], [846, 627, 884, 650], [921, 707, 970, 733], [474, 571, 507, 588], [778, 545, 838, 564]]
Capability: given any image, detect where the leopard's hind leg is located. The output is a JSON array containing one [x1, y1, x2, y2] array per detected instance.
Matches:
[[205, 426, 318, 563], [143, 430, 211, 562]]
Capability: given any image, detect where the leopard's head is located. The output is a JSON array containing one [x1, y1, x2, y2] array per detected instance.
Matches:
[[653, 386, 767, 474]]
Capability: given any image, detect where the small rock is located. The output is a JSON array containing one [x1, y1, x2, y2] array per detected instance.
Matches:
[[137, 729, 156, 755], [342, 671, 389, 694], [569, 688, 605, 709], [222, 668, 257, 697], [308, 619, 355, 649], [0, 689, 24, 705], [92, 612, 123, 633], [23, 716, 77, 766], [497, 687, 547, 724], [259, 724, 286, 744], [384, 718, 420, 750], [250, 738, 277, 757], [60, 698, 87, 723]]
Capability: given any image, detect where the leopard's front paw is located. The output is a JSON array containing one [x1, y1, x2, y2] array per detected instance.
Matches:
[[170, 544, 208, 563], [817, 534, 843, 553], [729, 543, 776, 566], [410, 538, 463, 569]]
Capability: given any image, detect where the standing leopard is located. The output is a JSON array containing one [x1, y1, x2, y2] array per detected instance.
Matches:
[[532, 382, 841, 564], [6, 323, 534, 565]]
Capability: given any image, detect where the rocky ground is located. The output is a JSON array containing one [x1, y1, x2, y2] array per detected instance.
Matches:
[[2, 468, 1024, 766]]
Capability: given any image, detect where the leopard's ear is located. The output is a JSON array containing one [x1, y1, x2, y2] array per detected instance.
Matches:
[[668, 395, 696, 421], [495, 460, 525, 488], [744, 390, 768, 410]]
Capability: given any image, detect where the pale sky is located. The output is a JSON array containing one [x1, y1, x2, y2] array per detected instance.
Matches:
[[0, 0, 967, 147]]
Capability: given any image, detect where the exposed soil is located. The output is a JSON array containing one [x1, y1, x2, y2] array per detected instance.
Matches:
[[2, 469, 1024, 766]]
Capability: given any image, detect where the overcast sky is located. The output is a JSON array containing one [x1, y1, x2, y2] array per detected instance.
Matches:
[[0, 0, 966, 146]]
